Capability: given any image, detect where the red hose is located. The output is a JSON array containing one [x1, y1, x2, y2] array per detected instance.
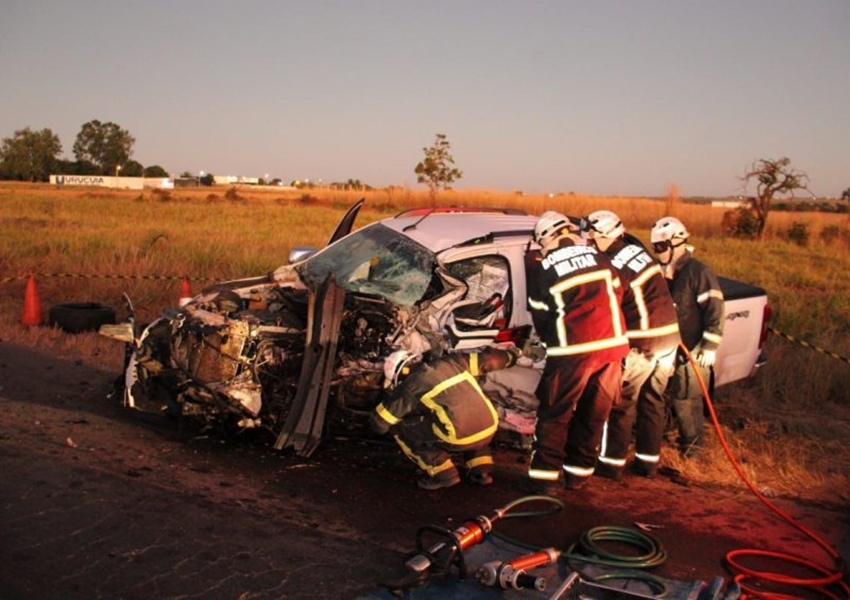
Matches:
[[683, 344, 849, 599]]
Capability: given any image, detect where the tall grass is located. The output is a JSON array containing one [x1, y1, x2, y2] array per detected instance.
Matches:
[[2, 182, 848, 502]]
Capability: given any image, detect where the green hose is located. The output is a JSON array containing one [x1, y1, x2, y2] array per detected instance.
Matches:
[[569, 525, 667, 568], [567, 525, 670, 598], [491, 500, 671, 598], [496, 494, 565, 520]]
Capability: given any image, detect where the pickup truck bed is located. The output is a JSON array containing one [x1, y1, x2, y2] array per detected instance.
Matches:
[[715, 277, 770, 387]]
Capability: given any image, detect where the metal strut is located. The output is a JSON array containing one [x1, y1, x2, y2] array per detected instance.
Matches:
[[274, 275, 345, 456]]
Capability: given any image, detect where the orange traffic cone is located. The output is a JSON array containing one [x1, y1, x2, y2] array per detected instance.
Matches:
[[21, 274, 44, 326], [178, 277, 193, 307]]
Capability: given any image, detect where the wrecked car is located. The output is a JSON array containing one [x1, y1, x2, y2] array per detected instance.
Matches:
[[101, 200, 770, 456], [102, 202, 547, 455]]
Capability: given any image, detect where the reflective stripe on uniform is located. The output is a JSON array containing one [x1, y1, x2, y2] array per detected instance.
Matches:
[[374, 403, 401, 426], [394, 435, 455, 476], [465, 455, 494, 470], [469, 352, 480, 377], [563, 464, 595, 477], [546, 335, 629, 356], [630, 264, 662, 330], [419, 371, 499, 446], [702, 331, 722, 345], [697, 289, 724, 304], [548, 269, 625, 353], [528, 467, 561, 481], [634, 452, 659, 464], [597, 455, 626, 468], [528, 297, 549, 311]]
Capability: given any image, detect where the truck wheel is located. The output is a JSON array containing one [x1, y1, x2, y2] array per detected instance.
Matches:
[[48, 302, 116, 333]]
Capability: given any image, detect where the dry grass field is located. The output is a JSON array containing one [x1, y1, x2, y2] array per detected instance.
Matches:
[[2, 182, 849, 504]]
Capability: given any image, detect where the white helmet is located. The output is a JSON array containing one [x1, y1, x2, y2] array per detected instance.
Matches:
[[533, 211, 570, 248], [383, 350, 420, 389], [585, 210, 624, 239], [650, 217, 689, 250]]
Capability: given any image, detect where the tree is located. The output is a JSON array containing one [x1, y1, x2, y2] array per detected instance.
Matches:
[[72, 120, 135, 175], [0, 127, 62, 181], [741, 157, 809, 238], [414, 133, 463, 205], [121, 160, 144, 177], [54, 158, 98, 175], [841, 187, 850, 201], [143, 165, 169, 178]]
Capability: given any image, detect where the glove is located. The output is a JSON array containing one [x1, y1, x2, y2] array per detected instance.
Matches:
[[521, 340, 547, 362], [693, 346, 716, 368]]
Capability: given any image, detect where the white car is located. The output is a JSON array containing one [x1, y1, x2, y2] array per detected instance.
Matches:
[[101, 201, 770, 455]]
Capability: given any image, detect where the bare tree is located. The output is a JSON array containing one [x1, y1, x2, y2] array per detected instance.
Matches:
[[741, 157, 809, 238]]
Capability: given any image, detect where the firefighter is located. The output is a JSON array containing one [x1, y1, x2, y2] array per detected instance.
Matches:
[[583, 210, 681, 479], [526, 211, 629, 491], [651, 217, 725, 459], [371, 347, 515, 490]]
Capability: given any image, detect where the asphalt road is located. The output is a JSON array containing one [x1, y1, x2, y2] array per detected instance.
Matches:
[[1, 342, 848, 599]]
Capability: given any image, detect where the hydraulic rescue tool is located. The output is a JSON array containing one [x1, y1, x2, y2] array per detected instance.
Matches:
[[476, 547, 560, 591], [379, 495, 564, 595]]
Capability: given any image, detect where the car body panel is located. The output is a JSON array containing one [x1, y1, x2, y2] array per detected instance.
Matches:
[[714, 277, 770, 387]]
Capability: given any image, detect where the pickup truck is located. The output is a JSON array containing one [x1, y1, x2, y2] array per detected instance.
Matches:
[[101, 201, 770, 455]]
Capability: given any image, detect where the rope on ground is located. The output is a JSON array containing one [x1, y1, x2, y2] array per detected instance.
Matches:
[[768, 326, 850, 365], [0, 273, 220, 284]]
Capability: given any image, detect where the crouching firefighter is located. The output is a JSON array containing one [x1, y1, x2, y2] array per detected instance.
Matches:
[[371, 348, 515, 490]]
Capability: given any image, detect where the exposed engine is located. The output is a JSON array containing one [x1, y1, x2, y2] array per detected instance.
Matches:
[[139, 282, 406, 437]]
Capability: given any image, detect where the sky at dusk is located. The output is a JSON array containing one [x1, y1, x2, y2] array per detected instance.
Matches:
[[2, 0, 848, 197]]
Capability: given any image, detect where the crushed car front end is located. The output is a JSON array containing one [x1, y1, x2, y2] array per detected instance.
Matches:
[[102, 219, 462, 440]]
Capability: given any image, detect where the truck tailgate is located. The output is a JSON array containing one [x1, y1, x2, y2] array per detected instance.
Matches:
[[715, 277, 769, 387]]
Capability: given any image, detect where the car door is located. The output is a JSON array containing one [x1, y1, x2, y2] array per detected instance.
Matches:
[[441, 238, 535, 333]]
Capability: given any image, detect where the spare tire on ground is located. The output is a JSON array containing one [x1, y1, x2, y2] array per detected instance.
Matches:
[[48, 302, 116, 334]]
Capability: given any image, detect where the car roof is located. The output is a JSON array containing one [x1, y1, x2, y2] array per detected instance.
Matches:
[[379, 211, 539, 253]]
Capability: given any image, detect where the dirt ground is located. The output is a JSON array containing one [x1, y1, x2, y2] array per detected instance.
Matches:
[[1, 339, 848, 599]]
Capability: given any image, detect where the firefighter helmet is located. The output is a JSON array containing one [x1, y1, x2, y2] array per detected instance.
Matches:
[[585, 210, 625, 239], [383, 350, 420, 389], [650, 216, 689, 253], [533, 211, 570, 248]]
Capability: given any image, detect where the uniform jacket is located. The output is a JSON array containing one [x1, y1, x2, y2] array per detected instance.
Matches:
[[603, 238, 680, 355], [526, 238, 629, 363], [371, 354, 499, 446], [667, 251, 725, 352]]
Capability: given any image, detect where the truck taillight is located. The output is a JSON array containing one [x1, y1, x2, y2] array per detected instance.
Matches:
[[759, 302, 773, 349]]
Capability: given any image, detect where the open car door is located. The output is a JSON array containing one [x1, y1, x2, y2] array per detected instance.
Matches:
[[326, 198, 365, 245]]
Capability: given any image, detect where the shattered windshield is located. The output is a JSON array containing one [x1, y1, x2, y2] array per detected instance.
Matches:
[[297, 223, 436, 306]]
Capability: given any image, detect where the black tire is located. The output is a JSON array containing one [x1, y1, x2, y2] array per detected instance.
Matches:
[[48, 302, 116, 334]]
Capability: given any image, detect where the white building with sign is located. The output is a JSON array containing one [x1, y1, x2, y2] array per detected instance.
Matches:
[[50, 175, 173, 190]]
